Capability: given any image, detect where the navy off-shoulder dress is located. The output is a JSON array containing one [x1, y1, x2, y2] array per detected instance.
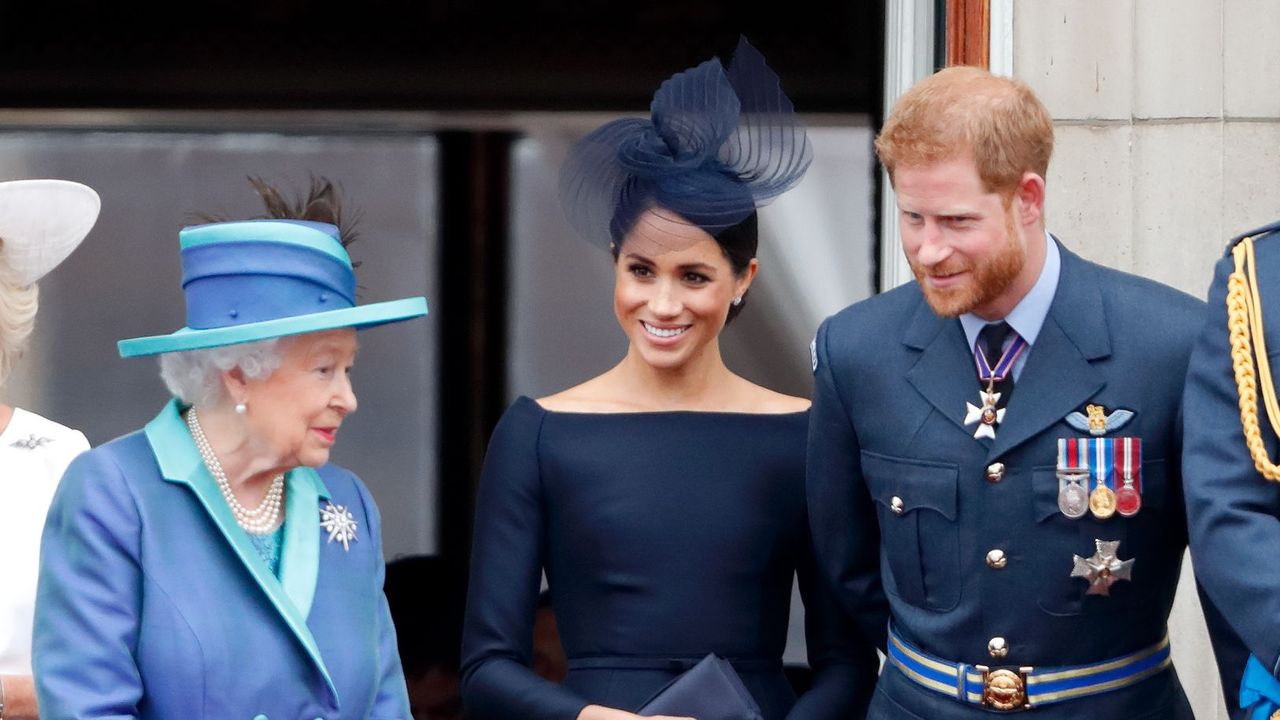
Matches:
[[461, 396, 879, 720]]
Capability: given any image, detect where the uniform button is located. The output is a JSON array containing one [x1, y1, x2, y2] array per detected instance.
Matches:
[[890, 496, 905, 514], [988, 637, 1008, 658], [986, 549, 1007, 569], [986, 462, 1005, 482]]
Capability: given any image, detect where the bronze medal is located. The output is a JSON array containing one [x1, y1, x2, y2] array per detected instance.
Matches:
[[1089, 485, 1117, 519], [1116, 481, 1141, 517], [1115, 438, 1142, 517]]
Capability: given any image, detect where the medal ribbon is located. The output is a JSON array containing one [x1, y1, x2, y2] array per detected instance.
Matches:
[[973, 334, 1028, 384], [1123, 437, 1142, 491], [1059, 437, 1085, 471], [1092, 437, 1113, 495]]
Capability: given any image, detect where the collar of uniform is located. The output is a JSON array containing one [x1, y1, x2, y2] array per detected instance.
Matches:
[[960, 229, 1061, 352], [143, 398, 339, 702]]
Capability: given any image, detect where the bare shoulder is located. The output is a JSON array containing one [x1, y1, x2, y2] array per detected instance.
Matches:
[[536, 374, 644, 413], [731, 378, 811, 414]]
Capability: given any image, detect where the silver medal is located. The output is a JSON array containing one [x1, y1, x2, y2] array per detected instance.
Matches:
[[1056, 470, 1089, 519]]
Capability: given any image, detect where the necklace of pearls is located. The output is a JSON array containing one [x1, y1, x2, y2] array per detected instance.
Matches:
[[186, 408, 285, 535]]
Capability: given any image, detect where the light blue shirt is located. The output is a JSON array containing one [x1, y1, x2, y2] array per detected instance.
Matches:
[[959, 231, 1061, 381]]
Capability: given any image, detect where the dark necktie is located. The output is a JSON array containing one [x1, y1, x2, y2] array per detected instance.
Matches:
[[978, 321, 1016, 408]]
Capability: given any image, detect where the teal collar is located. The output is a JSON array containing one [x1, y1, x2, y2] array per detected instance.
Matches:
[[144, 399, 337, 701]]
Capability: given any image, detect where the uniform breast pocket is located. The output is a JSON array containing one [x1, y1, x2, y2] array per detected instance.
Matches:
[[1031, 460, 1167, 616], [861, 450, 961, 612]]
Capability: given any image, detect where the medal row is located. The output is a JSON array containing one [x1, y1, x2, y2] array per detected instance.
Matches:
[[1056, 437, 1143, 520]]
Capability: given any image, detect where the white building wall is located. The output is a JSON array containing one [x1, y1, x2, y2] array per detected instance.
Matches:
[[1013, 2, 1280, 718]]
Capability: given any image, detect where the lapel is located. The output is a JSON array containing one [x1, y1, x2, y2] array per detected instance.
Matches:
[[903, 298, 983, 443], [987, 244, 1109, 460], [901, 242, 1111, 460], [144, 400, 338, 701]]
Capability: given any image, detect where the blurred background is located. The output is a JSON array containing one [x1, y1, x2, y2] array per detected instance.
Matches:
[[0, 0, 883, 562], [0, 3, 883, 699]]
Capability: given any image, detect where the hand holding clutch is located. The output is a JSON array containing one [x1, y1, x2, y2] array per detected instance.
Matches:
[[637, 654, 764, 720]]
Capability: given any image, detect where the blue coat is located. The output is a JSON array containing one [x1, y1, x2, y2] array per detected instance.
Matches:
[[34, 400, 410, 720], [1183, 222, 1280, 719], [807, 241, 1242, 719]]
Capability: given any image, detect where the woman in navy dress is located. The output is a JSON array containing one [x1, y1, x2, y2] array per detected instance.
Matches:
[[461, 39, 879, 720]]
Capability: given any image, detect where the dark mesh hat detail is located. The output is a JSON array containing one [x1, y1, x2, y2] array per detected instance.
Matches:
[[560, 37, 811, 252]]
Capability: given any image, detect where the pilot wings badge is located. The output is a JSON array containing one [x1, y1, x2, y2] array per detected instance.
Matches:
[[1066, 404, 1134, 437]]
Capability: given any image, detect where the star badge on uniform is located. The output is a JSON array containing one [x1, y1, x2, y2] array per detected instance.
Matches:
[[319, 502, 359, 551], [1071, 539, 1134, 596]]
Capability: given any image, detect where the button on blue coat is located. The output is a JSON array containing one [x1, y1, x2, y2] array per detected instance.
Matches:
[[33, 400, 410, 719]]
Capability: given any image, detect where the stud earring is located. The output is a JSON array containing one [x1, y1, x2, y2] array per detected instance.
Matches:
[[235, 401, 248, 415], [732, 296, 743, 307]]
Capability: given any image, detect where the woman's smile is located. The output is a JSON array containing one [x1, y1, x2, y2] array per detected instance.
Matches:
[[640, 320, 691, 344]]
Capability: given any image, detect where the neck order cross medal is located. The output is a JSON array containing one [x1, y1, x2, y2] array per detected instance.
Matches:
[[963, 335, 1027, 440]]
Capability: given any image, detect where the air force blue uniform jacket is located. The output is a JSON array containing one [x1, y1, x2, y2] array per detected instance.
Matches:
[[1184, 221, 1280, 720], [808, 240, 1241, 718]]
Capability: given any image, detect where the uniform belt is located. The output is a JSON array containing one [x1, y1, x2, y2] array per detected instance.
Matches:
[[887, 625, 1172, 711], [567, 655, 781, 673]]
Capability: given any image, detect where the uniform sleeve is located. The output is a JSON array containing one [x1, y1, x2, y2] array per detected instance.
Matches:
[[786, 506, 881, 719], [460, 401, 588, 720], [33, 449, 145, 720], [805, 318, 889, 654], [1182, 255, 1269, 691], [354, 478, 413, 720]]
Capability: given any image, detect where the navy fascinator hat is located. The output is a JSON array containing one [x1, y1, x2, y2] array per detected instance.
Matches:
[[559, 37, 812, 252]]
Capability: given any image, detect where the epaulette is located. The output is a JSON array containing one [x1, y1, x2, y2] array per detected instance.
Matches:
[[1226, 219, 1280, 254]]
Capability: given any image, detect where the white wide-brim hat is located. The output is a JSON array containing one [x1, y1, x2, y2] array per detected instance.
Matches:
[[0, 179, 100, 287]]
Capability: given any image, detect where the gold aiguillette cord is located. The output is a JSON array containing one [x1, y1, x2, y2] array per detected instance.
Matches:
[[1228, 235, 1280, 480]]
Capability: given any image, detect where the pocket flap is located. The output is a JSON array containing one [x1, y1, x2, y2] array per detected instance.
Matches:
[[1032, 467, 1063, 522], [861, 450, 958, 520]]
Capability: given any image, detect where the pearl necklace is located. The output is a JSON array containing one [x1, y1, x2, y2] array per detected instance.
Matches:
[[186, 409, 285, 535]]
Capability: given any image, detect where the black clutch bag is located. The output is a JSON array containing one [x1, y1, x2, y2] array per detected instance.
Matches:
[[637, 654, 764, 720]]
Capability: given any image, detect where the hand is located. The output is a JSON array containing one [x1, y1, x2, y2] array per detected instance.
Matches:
[[0, 674, 40, 720], [577, 705, 695, 720]]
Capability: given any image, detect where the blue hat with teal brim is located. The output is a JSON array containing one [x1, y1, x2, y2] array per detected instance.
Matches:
[[117, 219, 428, 358]]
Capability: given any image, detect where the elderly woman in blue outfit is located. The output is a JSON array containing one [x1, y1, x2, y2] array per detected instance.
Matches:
[[461, 40, 879, 720], [33, 183, 425, 720]]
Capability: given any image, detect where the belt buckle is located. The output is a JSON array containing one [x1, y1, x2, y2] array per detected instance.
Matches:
[[976, 665, 1033, 711]]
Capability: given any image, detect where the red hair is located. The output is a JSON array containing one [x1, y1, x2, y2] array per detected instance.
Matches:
[[875, 66, 1054, 195]]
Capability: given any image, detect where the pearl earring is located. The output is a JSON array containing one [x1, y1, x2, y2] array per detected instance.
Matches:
[[234, 401, 248, 415], [732, 296, 743, 307]]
